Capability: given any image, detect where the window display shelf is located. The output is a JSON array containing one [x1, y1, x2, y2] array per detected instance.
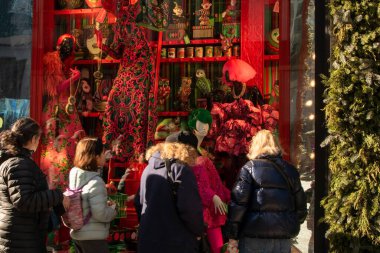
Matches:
[[160, 38, 240, 46], [160, 56, 237, 63], [157, 111, 189, 117], [74, 59, 121, 65], [150, 39, 240, 48], [264, 55, 279, 61], [81, 111, 103, 117], [53, 8, 101, 15]]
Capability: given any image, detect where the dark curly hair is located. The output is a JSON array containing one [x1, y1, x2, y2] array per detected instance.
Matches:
[[0, 117, 42, 156]]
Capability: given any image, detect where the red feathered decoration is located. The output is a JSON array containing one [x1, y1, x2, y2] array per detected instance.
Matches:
[[43, 51, 65, 97], [222, 59, 256, 87]]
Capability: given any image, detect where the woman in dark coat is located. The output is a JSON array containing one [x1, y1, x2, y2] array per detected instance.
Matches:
[[134, 131, 204, 253], [225, 130, 307, 253], [0, 117, 69, 253]]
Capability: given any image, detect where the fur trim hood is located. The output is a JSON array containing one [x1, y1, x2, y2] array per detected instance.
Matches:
[[145, 142, 198, 166]]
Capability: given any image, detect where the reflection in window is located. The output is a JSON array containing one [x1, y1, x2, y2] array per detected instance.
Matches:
[[290, 0, 315, 252], [0, 0, 32, 130]]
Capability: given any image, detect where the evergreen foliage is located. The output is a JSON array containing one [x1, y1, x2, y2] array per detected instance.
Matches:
[[321, 1, 380, 252]]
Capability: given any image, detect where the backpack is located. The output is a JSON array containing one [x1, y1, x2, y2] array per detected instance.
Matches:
[[61, 174, 98, 230]]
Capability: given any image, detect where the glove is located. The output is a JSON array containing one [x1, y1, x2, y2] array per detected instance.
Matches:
[[213, 195, 227, 215]]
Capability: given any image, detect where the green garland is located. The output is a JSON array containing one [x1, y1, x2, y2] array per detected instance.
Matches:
[[321, 1, 380, 252]]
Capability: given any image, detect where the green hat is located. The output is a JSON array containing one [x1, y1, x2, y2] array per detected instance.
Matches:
[[188, 108, 212, 131]]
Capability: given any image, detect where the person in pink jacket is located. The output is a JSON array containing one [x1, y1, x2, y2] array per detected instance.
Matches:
[[188, 108, 231, 253]]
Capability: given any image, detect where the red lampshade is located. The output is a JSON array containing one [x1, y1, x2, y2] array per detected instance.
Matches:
[[222, 59, 256, 86]]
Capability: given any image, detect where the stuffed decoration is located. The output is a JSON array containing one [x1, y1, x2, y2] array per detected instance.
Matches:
[[158, 78, 171, 111], [195, 69, 212, 97], [78, 78, 94, 112], [220, 34, 234, 52], [40, 34, 85, 188], [154, 117, 183, 141], [265, 28, 280, 55], [177, 76, 192, 111], [194, 0, 212, 26], [172, 1, 186, 24]]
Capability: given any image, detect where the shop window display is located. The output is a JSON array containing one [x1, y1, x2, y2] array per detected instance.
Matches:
[[28, 0, 316, 252]]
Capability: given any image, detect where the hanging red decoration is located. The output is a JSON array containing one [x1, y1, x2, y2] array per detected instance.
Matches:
[[222, 59, 256, 87]]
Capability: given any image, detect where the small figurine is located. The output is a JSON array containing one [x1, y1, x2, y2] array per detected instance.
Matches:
[[195, 69, 212, 97], [195, 0, 212, 26], [158, 78, 171, 111], [178, 76, 192, 111], [172, 1, 186, 24], [78, 78, 93, 112], [154, 117, 182, 141], [220, 34, 234, 52], [222, 0, 239, 24]]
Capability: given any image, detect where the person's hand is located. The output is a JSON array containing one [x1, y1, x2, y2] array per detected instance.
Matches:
[[63, 195, 70, 210], [213, 195, 227, 215], [227, 239, 239, 253], [127, 194, 135, 202], [107, 200, 116, 206], [69, 68, 80, 81], [121, 168, 131, 181]]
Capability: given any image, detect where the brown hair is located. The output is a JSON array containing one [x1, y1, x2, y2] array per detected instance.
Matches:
[[0, 117, 41, 156], [73, 137, 104, 171]]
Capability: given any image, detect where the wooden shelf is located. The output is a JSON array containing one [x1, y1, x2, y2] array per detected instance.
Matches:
[[264, 54, 280, 61], [73, 59, 121, 65], [150, 38, 240, 47], [53, 8, 101, 15], [157, 111, 189, 117], [160, 56, 237, 63]]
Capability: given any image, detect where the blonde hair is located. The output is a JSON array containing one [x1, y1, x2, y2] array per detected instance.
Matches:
[[145, 142, 198, 166], [247, 130, 282, 160]]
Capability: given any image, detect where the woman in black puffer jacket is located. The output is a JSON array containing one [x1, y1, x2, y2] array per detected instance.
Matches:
[[225, 130, 307, 253], [0, 117, 70, 253]]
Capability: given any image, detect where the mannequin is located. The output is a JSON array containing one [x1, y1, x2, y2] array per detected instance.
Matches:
[[100, 0, 159, 159], [188, 108, 230, 253], [40, 34, 84, 188]]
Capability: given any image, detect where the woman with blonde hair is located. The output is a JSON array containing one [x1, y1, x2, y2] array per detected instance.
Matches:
[[225, 130, 307, 253], [68, 137, 117, 253]]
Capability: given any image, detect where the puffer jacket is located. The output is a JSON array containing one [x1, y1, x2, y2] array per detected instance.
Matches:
[[0, 148, 63, 253], [225, 155, 307, 239], [68, 167, 117, 240], [134, 142, 204, 253]]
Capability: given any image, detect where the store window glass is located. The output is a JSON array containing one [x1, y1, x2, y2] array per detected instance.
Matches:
[[289, 0, 315, 252], [0, 0, 32, 131]]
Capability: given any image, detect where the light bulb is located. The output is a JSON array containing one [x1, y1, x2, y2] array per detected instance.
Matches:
[[310, 152, 315, 159], [309, 114, 315, 120], [305, 100, 313, 107], [310, 80, 315, 87]]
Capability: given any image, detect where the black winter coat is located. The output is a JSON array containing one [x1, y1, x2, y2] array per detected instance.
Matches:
[[225, 155, 307, 239], [135, 150, 204, 253], [0, 148, 64, 253]]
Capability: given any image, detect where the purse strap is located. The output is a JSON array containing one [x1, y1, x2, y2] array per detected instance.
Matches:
[[258, 158, 293, 192], [164, 159, 179, 203]]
